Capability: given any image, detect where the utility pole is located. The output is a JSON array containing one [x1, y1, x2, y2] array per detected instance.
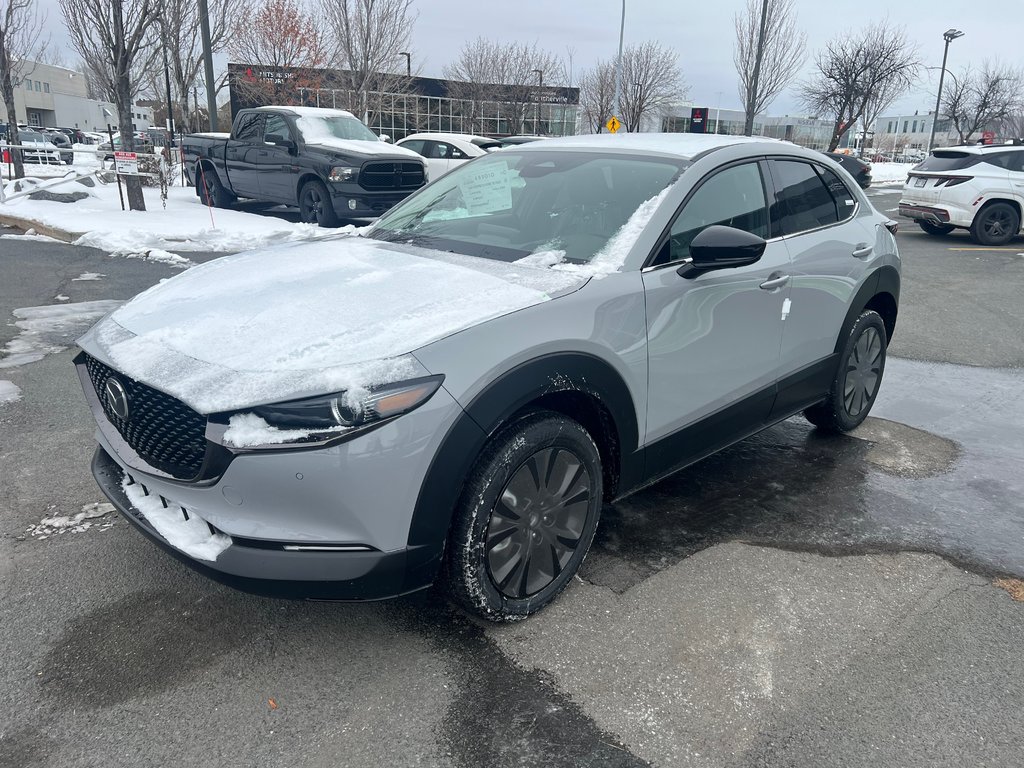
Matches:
[[612, 0, 625, 127], [744, 0, 770, 136], [197, 0, 218, 131]]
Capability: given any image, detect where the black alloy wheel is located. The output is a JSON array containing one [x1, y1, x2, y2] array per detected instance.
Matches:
[[970, 202, 1020, 246], [919, 220, 955, 236], [445, 411, 603, 621], [299, 180, 341, 227]]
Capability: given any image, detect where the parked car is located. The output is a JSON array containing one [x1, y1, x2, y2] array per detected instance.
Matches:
[[396, 132, 503, 180], [97, 133, 156, 160], [55, 127, 86, 145], [42, 130, 75, 164], [496, 135, 545, 147], [15, 130, 61, 164], [182, 106, 426, 225], [822, 151, 872, 188], [76, 133, 901, 621], [899, 145, 1024, 244]]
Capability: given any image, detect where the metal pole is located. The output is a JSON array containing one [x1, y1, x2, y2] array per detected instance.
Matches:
[[612, 0, 625, 126], [162, 40, 175, 138], [108, 123, 125, 211], [928, 40, 951, 152], [197, 0, 218, 131]]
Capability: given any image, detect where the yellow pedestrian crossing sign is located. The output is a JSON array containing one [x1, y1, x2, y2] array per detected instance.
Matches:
[[606, 116, 621, 134]]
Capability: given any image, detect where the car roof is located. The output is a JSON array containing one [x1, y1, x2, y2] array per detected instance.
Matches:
[[933, 144, 1024, 154], [256, 106, 358, 120], [401, 132, 497, 145], [516, 132, 782, 159]]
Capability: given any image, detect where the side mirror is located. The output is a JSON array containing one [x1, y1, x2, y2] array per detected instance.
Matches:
[[265, 133, 296, 151], [379, 134, 392, 142], [676, 225, 767, 279]]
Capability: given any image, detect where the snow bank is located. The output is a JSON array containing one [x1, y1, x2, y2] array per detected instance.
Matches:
[[870, 162, 913, 185], [122, 476, 231, 561], [0, 300, 122, 369], [1, 181, 364, 253], [0, 379, 21, 404]]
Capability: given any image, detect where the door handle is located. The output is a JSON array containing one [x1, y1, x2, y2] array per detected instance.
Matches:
[[759, 273, 790, 291], [852, 243, 873, 258]]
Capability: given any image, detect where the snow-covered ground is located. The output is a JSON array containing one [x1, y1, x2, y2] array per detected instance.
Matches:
[[0, 173, 361, 252], [869, 162, 914, 186]]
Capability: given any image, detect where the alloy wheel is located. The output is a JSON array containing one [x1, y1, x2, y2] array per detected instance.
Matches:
[[983, 208, 1012, 239]]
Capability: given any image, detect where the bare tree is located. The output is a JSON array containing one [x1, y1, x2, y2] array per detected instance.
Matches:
[[61, 0, 156, 211], [996, 109, 1024, 141], [799, 22, 920, 152], [620, 42, 685, 133], [0, 0, 47, 179], [859, 77, 905, 157], [158, 0, 237, 132], [228, 0, 328, 107], [320, 0, 416, 123], [444, 37, 502, 133], [578, 60, 615, 133], [734, 0, 805, 136], [942, 62, 1023, 144]]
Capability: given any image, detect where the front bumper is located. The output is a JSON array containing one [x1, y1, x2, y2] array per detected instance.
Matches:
[[328, 188, 416, 217], [92, 446, 430, 600]]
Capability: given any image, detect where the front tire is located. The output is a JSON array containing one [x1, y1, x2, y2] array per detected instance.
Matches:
[[804, 310, 887, 433], [444, 411, 603, 622], [299, 180, 340, 227], [918, 220, 954, 236], [970, 202, 1020, 246]]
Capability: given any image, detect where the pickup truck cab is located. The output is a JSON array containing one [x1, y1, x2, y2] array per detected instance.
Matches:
[[182, 106, 427, 225]]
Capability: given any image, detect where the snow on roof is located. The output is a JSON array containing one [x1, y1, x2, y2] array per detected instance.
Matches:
[[260, 105, 357, 119], [403, 132, 500, 144], [524, 132, 783, 159]]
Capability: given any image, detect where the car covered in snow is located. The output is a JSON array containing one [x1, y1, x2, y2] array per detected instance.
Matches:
[[77, 133, 901, 621], [396, 132, 502, 180], [182, 106, 427, 225]]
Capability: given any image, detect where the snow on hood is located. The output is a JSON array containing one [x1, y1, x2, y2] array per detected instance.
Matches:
[[305, 136, 424, 159], [80, 237, 585, 413]]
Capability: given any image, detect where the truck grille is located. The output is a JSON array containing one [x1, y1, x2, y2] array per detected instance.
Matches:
[[360, 161, 425, 191], [84, 354, 208, 480]]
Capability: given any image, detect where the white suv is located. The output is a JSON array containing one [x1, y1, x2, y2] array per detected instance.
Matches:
[[899, 145, 1024, 245]]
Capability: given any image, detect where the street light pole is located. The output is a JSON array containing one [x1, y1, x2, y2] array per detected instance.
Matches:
[[928, 28, 964, 152], [532, 69, 543, 135], [612, 0, 625, 129]]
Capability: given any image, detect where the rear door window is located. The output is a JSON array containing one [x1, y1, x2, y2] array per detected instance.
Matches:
[[770, 160, 839, 235], [400, 139, 426, 155]]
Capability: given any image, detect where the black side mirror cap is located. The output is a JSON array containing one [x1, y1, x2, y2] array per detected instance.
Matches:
[[266, 134, 296, 150], [677, 225, 767, 279]]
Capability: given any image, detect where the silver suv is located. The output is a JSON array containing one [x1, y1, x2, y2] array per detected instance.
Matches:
[[77, 134, 901, 621]]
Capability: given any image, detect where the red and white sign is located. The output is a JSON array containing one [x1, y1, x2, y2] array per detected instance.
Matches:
[[114, 150, 138, 175], [981, 131, 996, 145]]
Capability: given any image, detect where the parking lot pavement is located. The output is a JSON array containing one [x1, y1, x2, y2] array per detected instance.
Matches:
[[2, 233, 1023, 767]]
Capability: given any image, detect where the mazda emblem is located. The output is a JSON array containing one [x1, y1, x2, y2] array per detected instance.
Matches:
[[104, 377, 130, 421]]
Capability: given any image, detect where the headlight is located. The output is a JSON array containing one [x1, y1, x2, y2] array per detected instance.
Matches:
[[328, 165, 358, 183], [220, 375, 444, 449]]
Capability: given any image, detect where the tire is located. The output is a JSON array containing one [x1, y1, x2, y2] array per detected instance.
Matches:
[[444, 411, 603, 622], [969, 202, 1020, 246], [804, 310, 887, 433], [298, 180, 340, 227], [918, 220, 955, 236], [197, 165, 235, 208]]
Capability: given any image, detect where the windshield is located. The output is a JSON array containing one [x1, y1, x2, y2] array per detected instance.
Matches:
[[295, 115, 379, 144], [367, 150, 684, 263]]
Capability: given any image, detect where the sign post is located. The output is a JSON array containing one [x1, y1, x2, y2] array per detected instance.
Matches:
[[606, 116, 621, 134], [107, 123, 125, 211]]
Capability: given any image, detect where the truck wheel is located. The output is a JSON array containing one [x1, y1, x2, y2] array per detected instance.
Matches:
[[970, 202, 1019, 246], [299, 180, 340, 227], [197, 165, 234, 208], [444, 410, 603, 622], [918, 220, 954, 236]]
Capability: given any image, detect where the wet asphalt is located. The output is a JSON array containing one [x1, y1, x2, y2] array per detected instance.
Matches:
[[1, 189, 1023, 767]]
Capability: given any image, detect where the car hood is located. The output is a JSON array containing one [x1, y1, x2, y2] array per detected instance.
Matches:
[[79, 236, 585, 414], [305, 138, 424, 161]]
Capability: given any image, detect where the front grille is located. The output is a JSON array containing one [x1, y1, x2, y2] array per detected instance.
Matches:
[[359, 161, 425, 191], [84, 354, 207, 480]]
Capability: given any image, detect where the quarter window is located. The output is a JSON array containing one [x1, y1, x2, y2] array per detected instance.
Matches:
[[659, 162, 768, 265], [234, 113, 263, 142], [816, 166, 857, 222], [770, 160, 839, 235]]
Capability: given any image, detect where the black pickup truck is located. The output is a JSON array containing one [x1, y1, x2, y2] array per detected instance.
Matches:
[[182, 106, 427, 225]]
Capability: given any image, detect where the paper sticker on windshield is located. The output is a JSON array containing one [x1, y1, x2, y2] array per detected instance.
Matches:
[[459, 161, 513, 215]]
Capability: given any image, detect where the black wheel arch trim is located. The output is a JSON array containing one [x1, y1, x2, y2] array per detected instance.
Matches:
[[404, 352, 641, 590], [834, 265, 900, 354]]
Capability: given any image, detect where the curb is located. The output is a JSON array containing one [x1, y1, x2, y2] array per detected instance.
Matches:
[[0, 214, 83, 244]]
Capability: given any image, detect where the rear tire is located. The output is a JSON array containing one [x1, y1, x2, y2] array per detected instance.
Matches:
[[970, 202, 1019, 246], [298, 180, 340, 227], [804, 310, 887, 433], [918, 220, 954, 236], [444, 411, 603, 622], [197, 165, 235, 208]]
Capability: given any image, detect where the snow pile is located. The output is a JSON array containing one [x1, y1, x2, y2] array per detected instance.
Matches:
[[110, 248, 193, 269], [869, 162, 913, 185], [72, 272, 104, 281], [515, 250, 566, 268], [1, 181, 366, 253], [122, 477, 231, 562], [0, 379, 21, 404], [222, 413, 342, 448], [27, 502, 116, 538], [84, 237, 584, 413], [0, 300, 122, 369]]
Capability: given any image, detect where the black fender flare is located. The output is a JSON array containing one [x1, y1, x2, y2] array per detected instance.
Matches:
[[402, 352, 641, 591], [833, 265, 900, 354]]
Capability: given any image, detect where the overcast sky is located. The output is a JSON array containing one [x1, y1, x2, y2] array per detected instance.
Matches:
[[37, 0, 1022, 118]]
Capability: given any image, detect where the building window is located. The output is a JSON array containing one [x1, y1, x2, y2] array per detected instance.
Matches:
[[24, 78, 30, 89], [43, 83, 50, 93], [903, 120, 909, 133], [34, 81, 40, 91]]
